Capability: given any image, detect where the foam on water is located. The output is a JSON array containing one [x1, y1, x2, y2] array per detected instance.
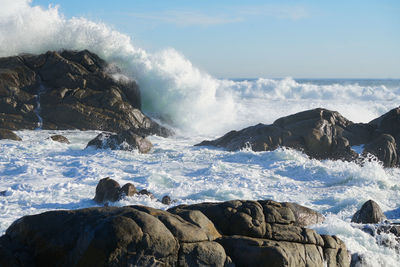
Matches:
[[1, 1, 400, 266]]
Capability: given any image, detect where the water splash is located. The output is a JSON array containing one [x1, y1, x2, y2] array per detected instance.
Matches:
[[34, 83, 46, 129]]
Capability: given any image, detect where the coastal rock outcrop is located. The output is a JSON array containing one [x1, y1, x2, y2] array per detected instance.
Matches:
[[351, 199, 387, 224], [86, 130, 153, 153], [0, 199, 350, 267], [197, 107, 400, 167], [0, 50, 170, 137], [0, 128, 22, 141]]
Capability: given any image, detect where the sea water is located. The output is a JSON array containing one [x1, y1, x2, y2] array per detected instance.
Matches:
[[1, 1, 400, 266]]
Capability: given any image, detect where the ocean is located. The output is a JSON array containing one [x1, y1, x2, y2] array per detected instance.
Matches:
[[1, 2, 400, 266]]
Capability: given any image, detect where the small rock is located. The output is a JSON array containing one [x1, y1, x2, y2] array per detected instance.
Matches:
[[120, 183, 137, 197], [138, 189, 155, 199], [363, 134, 398, 167], [0, 129, 22, 141], [93, 177, 121, 203], [0, 190, 6, 196], [161, 195, 172, 205], [49, 135, 70, 144], [351, 200, 387, 224]]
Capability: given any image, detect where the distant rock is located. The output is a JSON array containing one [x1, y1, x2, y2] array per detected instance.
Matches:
[[0, 199, 350, 267], [161, 195, 172, 205], [49, 134, 70, 144], [138, 189, 155, 199], [0, 128, 22, 141], [197, 107, 400, 167], [86, 130, 153, 153], [0, 50, 171, 137], [351, 200, 387, 224], [120, 183, 137, 197]]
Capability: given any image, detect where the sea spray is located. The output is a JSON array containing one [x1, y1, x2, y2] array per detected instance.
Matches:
[[1, 1, 399, 135]]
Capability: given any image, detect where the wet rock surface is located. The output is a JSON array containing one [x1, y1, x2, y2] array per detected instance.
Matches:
[[0, 128, 22, 141], [197, 107, 400, 167], [351, 199, 387, 224], [48, 134, 70, 144], [0, 50, 171, 137], [0, 199, 350, 267], [86, 130, 153, 153]]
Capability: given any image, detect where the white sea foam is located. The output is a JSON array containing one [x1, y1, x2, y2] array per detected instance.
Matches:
[[1, 1, 400, 266]]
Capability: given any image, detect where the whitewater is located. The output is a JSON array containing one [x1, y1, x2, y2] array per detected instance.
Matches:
[[1, 1, 400, 266]]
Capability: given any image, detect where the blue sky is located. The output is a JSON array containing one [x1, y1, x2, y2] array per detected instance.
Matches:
[[33, 0, 400, 78]]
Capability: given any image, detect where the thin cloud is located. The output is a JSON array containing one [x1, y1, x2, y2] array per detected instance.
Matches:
[[125, 4, 309, 27], [127, 10, 242, 26], [239, 5, 310, 20]]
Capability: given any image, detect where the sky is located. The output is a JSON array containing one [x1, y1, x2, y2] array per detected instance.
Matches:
[[29, 0, 400, 78]]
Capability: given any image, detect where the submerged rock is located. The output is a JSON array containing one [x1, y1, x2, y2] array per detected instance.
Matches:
[[0, 50, 171, 137], [197, 107, 400, 167], [351, 200, 387, 224], [49, 134, 70, 144], [86, 130, 153, 153], [0, 199, 350, 267], [0, 128, 22, 141]]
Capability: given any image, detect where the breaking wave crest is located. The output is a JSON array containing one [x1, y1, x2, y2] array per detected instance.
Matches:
[[1, 0, 399, 136]]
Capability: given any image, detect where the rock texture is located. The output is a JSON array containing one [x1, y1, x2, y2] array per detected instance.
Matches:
[[0, 128, 22, 141], [0, 50, 170, 137], [351, 200, 387, 224], [86, 130, 153, 153], [49, 134, 70, 144], [0, 200, 350, 267], [197, 107, 400, 167]]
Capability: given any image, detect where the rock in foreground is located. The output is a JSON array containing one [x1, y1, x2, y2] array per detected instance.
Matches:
[[0, 50, 170, 137], [0, 200, 350, 267], [197, 107, 400, 167]]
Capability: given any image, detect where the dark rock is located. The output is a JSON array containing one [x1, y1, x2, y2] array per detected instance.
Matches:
[[217, 235, 325, 267], [86, 130, 153, 153], [282, 202, 325, 227], [49, 134, 70, 144], [120, 183, 137, 197], [161, 195, 172, 205], [93, 177, 121, 203], [0, 50, 171, 136], [0, 128, 22, 141], [179, 241, 228, 267], [0, 199, 351, 266], [138, 189, 155, 199], [369, 107, 400, 143], [0, 191, 6, 196], [351, 200, 387, 224], [363, 134, 398, 167], [196, 108, 359, 162]]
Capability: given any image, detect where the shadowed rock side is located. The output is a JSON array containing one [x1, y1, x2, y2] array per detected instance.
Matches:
[[0, 128, 21, 141], [197, 107, 400, 167], [0, 50, 171, 137], [0, 200, 350, 267]]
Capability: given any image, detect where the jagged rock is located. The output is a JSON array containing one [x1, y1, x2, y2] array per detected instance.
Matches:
[[93, 177, 121, 203], [369, 107, 400, 143], [351, 200, 387, 224], [321, 235, 350, 267], [0, 50, 171, 136], [0, 128, 22, 141], [196, 108, 359, 162], [86, 130, 153, 153], [49, 134, 70, 144], [138, 189, 155, 199], [120, 183, 137, 197], [363, 134, 398, 167], [161, 195, 172, 205]]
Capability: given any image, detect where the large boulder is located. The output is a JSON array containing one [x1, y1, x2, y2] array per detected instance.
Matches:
[[0, 50, 171, 137], [0, 200, 349, 267], [196, 108, 359, 161], [86, 130, 153, 153], [0, 128, 22, 141], [351, 200, 387, 224]]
